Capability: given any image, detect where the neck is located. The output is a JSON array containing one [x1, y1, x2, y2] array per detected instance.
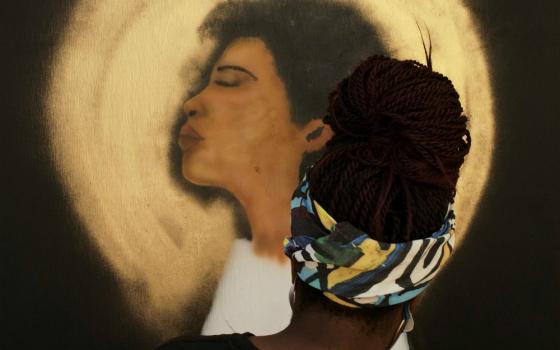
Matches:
[[251, 307, 401, 350], [224, 157, 301, 263]]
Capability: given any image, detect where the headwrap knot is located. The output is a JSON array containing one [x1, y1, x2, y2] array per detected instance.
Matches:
[[284, 171, 455, 308]]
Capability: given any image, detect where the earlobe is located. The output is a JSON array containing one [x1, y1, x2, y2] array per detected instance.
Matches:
[[306, 126, 324, 142], [303, 119, 333, 153], [409, 295, 423, 312]]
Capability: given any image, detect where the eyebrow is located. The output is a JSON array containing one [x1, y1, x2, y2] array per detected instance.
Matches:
[[216, 65, 258, 81]]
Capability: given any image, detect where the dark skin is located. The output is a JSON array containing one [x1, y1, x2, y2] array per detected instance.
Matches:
[[249, 272, 411, 350]]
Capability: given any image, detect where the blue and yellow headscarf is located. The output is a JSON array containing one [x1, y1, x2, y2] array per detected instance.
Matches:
[[283, 172, 455, 309]]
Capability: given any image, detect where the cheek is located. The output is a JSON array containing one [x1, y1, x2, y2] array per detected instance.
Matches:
[[241, 90, 293, 138], [232, 107, 280, 152], [203, 86, 295, 153], [254, 98, 296, 145], [205, 89, 254, 125], [211, 95, 269, 143]]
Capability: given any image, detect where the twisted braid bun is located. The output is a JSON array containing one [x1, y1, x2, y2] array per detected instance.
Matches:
[[308, 55, 471, 242]]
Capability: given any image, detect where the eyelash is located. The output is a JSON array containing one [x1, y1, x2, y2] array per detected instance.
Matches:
[[214, 80, 240, 88]]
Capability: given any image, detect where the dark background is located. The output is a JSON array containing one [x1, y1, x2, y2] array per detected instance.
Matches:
[[1, 1, 558, 349]]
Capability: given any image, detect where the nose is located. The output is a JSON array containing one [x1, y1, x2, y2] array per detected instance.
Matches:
[[183, 100, 197, 118], [182, 92, 203, 119]]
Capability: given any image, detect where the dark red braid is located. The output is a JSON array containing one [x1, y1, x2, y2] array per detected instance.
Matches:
[[308, 55, 471, 242]]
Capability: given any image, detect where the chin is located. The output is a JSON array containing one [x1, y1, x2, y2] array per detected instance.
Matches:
[[181, 154, 219, 187], [182, 164, 211, 186]]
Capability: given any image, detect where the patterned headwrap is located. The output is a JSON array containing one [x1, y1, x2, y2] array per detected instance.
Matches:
[[283, 171, 455, 309]]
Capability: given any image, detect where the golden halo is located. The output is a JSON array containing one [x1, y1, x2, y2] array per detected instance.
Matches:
[[47, 0, 494, 336]]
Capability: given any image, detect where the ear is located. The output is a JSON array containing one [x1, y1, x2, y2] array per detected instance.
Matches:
[[290, 261, 297, 283], [301, 119, 334, 153], [409, 294, 424, 312]]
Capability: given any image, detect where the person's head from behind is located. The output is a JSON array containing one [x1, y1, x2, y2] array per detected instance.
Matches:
[[179, 0, 385, 190], [285, 55, 471, 347]]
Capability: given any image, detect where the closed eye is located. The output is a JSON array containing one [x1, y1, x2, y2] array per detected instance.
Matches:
[[214, 80, 240, 88]]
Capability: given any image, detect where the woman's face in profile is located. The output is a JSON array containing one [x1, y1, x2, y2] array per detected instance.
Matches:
[[179, 37, 306, 191]]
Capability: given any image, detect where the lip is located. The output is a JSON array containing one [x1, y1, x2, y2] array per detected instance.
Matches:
[[180, 124, 204, 140], [178, 124, 204, 151]]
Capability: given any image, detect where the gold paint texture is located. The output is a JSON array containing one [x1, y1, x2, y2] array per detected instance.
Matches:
[[47, 0, 494, 336], [48, 0, 228, 336]]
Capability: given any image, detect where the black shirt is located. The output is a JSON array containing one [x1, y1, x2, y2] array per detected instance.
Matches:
[[156, 333, 260, 350]]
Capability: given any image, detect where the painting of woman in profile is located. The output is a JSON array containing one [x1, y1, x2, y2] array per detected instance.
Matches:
[[176, 0, 387, 337], [47, 0, 492, 346]]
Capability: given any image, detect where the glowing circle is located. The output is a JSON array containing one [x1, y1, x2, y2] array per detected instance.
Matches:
[[47, 0, 494, 337]]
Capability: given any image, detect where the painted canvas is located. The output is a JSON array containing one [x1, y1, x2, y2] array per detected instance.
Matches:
[[3, 0, 557, 349]]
